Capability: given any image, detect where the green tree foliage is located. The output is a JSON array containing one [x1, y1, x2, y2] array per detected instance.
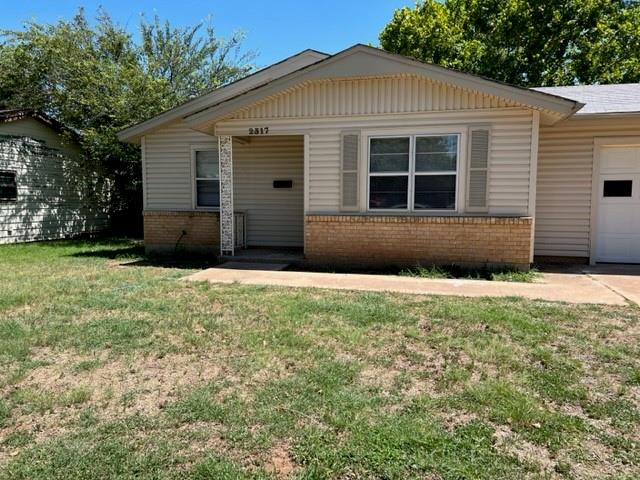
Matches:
[[0, 8, 254, 225], [380, 0, 640, 87]]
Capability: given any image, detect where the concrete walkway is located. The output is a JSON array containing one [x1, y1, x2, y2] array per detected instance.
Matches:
[[581, 265, 640, 305], [185, 264, 640, 305]]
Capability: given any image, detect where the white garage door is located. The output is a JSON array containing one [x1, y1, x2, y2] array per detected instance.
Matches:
[[595, 145, 640, 263]]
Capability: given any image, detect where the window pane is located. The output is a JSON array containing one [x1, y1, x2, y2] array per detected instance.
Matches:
[[196, 150, 219, 178], [370, 137, 409, 155], [370, 154, 410, 172], [414, 175, 456, 210], [370, 137, 410, 172], [415, 135, 458, 172], [603, 180, 632, 197], [197, 179, 220, 207], [369, 176, 408, 209], [416, 135, 458, 154], [0, 172, 14, 186], [415, 152, 457, 172]]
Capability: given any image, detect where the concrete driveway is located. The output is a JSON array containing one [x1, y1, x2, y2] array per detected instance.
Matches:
[[185, 263, 640, 306], [581, 265, 640, 305]]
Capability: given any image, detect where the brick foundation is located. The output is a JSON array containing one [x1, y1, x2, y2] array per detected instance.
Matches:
[[305, 215, 533, 269], [143, 210, 220, 256]]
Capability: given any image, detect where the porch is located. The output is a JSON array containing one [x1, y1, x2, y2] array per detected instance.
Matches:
[[216, 134, 305, 256]]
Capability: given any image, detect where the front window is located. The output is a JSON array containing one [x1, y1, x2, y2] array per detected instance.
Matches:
[[368, 134, 459, 211], [369, 137, 410, 209], [414, 135, 457, 209], [194, 150, 220, 207], [0, 171, 17, 202]]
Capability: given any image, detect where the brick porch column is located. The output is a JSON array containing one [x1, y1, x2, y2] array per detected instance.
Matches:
[[219, 135, 234, 255]]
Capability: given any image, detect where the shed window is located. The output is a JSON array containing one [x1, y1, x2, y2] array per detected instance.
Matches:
[[0, 171, 17, 202], [603, 180, 632, 198], [368, 135, 459, 211], [194, 150, 220, 207]]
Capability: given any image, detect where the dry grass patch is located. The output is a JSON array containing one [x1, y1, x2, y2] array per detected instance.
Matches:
[[1, 239, 639, 479]]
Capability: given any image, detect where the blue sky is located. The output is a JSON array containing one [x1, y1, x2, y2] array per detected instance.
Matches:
[[2, 1, 411, 67]]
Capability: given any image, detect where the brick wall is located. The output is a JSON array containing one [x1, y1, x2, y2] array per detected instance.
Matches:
[[305, 215, 533, 269], [144, 211, 219, 256]]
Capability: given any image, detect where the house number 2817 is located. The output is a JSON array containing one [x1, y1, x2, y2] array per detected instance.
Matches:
[[248, 127, 269, 135]]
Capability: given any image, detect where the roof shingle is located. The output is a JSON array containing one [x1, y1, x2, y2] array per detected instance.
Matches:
[[532, 83, 640, 115]]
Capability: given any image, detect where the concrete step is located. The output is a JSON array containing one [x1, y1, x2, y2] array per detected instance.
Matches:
[[221, 249, 304, 265], [216, 261, 290, 271]]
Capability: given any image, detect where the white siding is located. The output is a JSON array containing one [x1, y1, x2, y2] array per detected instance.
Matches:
[[217, 109, 534, 215], [144, 122, 305, 246], [145, 76, 537, 222], [144, 121, 216, 210], [230, 75, 519, 120], [233, 136, 304, 246], [0, 118, 108, 244], [535, 116, 640, 257]]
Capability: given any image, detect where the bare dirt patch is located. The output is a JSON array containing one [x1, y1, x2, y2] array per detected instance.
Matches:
[[358, 365, 398, 392], [491, 425, 558, 477], [18, 349, 224, 418], [0, 347, 229, 461], [264, 442, 296, 478]]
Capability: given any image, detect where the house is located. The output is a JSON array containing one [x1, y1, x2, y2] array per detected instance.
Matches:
[[0, 109, 108, 244], [118, 44, 640, 268]]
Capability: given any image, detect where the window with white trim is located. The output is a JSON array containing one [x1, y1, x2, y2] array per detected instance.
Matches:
[[0, 171, 17, 202], [368, 134, 459, 211], [194, 149, 220, 207]]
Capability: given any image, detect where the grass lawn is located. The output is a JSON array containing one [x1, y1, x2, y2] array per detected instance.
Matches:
[[0, 238, 639, 479]]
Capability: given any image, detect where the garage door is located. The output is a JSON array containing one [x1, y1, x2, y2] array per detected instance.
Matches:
[[595, 145, 640, 263]]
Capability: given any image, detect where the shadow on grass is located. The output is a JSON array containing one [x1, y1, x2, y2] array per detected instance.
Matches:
[[70, 245, 146, 259], [120, 256, 221, 270], [66, 238, 220, 270]]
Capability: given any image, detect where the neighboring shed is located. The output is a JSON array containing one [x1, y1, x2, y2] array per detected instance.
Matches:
[[0, 110, 109, 244]]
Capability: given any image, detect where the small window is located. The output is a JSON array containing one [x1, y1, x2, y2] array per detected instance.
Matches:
[[273, 180, 293, 189], [194, 150, 220, 207], [0, 171, 17, 201], [603, 180, 632, 198]]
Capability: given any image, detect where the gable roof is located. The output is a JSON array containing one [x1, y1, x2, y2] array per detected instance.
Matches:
[[117, 49, 329, 143], [118, 44, 582, 143], [532, 83, 640, 116], [1, 109, 61, 130], [184, 45, 582, 132], [0, 109, 80, 140]]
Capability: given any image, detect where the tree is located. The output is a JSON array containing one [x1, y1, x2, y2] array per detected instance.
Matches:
[[140, 15, 253, 103], [0, 8, 254, 228], [379, 0, 640, 87]]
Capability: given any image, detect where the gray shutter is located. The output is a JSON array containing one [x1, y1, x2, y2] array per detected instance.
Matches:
[[341, 132, 359, 210], [467, 128, 490, 210]]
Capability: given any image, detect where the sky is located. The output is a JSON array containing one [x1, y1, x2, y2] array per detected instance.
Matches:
[[1, 0, 411, 67]]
